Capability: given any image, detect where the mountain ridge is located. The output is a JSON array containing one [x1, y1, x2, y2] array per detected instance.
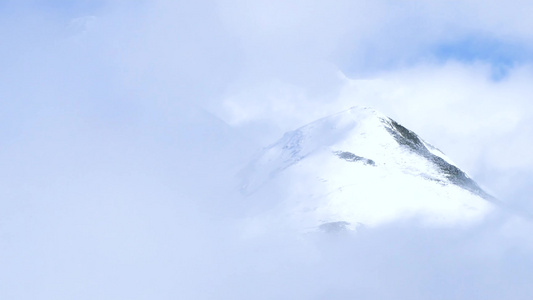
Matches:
[[240, 106, 494, 231]]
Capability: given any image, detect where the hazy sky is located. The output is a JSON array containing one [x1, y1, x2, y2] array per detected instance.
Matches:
[[1, 1, 533, 299]]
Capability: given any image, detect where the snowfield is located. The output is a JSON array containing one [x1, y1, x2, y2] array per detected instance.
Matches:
[[240, 106, 494, 231]]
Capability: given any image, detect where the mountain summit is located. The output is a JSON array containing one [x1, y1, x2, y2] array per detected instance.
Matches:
[[241, 106, 494, 231]]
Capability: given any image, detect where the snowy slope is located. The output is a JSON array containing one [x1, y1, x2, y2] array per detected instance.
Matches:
[[240, 107, 494, 231]]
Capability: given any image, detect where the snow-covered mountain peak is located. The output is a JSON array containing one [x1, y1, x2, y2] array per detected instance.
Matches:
[[240, 107, 494, 232]]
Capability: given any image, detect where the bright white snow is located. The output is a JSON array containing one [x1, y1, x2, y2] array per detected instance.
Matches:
[[241, 106, 494, 231]]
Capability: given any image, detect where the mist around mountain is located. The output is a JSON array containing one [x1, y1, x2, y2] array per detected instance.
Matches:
[[2, 101, 533, 300], [2, 2, 533, 299]]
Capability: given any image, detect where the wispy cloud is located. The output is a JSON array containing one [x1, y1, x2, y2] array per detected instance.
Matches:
[[1, 1, 533, 299]]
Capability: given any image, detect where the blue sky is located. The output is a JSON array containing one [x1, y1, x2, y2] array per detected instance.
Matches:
[[433, 36, 531, 80], [2, 1, 533, 299]]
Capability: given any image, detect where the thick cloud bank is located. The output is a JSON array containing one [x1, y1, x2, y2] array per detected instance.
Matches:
[[1, 1, 533, 299]]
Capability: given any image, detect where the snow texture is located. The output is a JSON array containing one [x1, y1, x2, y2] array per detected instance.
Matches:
[[240, 106, 494, 231]]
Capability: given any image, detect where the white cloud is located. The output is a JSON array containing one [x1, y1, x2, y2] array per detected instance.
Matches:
[[2, 1, 533, 299]]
